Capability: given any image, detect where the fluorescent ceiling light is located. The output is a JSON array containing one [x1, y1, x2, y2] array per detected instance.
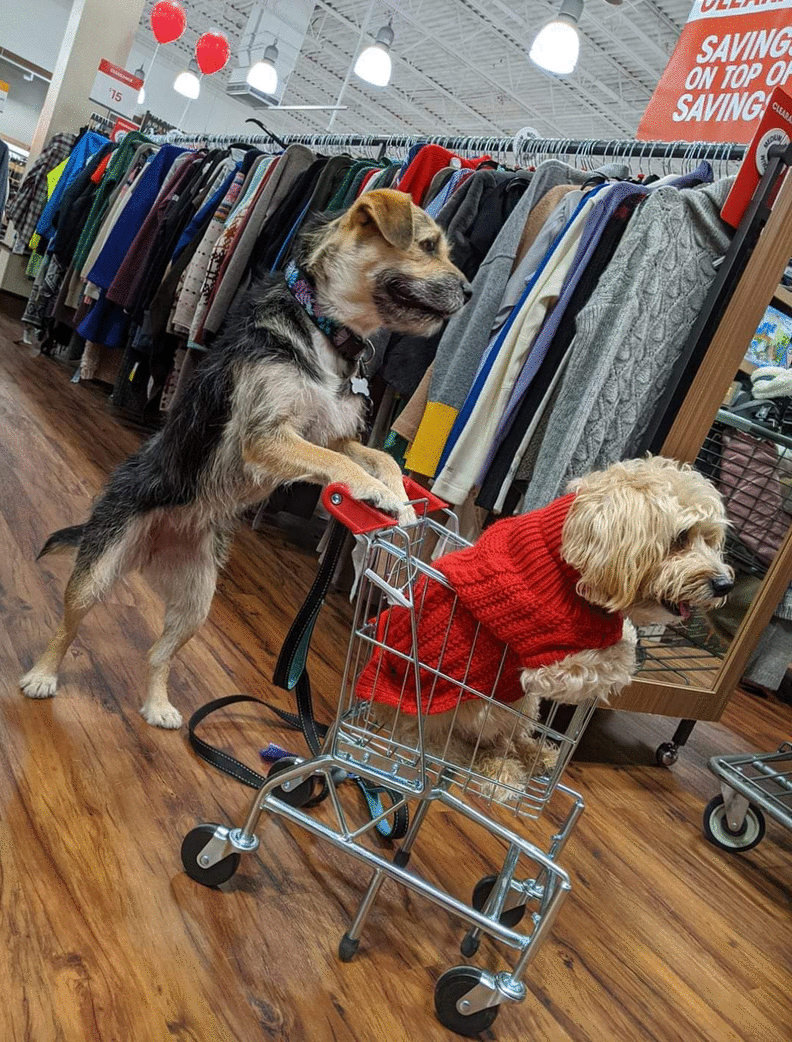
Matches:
[[174, 59, 200, 99], [246, 42, 279, 94], [354, 23, 393, 88], [529, 0, 583, 76]]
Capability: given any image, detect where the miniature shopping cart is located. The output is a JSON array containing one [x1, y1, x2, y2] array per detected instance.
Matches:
[[181, 481, 598, 1036], [703, 742, 792, 853]]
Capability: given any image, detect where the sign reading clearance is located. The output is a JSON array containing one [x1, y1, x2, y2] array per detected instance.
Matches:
[[638, 0, 792, 143]]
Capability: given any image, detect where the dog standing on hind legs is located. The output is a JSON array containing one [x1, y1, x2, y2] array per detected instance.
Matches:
[[20, 189, 472, 728]]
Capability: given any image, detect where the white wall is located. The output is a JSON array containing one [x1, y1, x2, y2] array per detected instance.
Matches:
[[1, 0, 70, 70], [1, 0, 267, 147], [0, 57, 49, 146], [1, 0, 70, 146]]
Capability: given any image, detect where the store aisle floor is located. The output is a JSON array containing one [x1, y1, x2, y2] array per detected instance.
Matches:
[[0, 306, 790, 1042]]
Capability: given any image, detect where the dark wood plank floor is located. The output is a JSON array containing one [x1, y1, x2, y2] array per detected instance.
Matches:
[[1, 306, 790, 1042]]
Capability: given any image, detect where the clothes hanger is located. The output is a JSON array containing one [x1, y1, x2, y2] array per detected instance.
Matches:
[[245, 118, 288, 151]]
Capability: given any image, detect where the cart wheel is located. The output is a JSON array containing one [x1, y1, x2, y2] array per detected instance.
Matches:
[[338, 932, 360, 962], [655, 742, 678, 767], [181, 824, 240, 887], [460, 931, 480, 958], [267, 757, 318, 808], [435, 966, 499, 1037], [703, 795, 765, 852], [471, 874, 526, 928]]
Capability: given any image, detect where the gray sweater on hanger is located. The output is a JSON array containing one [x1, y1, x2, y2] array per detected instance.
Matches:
[[425, 159, 629, 424], [521, 176, 734, 513]]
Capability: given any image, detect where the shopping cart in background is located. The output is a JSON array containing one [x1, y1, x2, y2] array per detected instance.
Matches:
[[181, 481, 599, 1036], [703, 743, 792, 853]]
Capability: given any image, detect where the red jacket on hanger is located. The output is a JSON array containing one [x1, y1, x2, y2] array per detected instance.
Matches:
[[396, 144, 492, 206]]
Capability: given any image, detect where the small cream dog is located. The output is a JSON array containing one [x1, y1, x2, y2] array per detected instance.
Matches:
[[370, 456, 733, 793]]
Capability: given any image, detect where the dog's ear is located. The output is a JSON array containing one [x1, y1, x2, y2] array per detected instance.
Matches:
[[349, 190, 415, 251], [562, 466, 670, 613]]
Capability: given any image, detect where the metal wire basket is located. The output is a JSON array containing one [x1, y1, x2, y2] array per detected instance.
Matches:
[[333, 511, 596, 820]]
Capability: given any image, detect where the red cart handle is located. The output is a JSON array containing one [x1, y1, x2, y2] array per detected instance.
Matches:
[[322, 477, 447, 535]]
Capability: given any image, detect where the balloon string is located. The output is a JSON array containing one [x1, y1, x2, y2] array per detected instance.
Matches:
[[147, 42, 160, 79]]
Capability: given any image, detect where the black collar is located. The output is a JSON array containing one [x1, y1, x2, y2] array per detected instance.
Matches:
[[284, 261, 370, 362]]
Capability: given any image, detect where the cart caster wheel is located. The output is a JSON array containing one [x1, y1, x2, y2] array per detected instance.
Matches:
[[338, 933, 360, 962], [435, 966, 499, 1037], [460, 931, 480, 958], [655, 742, 678, 767], [471, 874, 526, 928], [267, 757, 318, 808], [181, 824, 240, 887], [703, 795, 765, 852]]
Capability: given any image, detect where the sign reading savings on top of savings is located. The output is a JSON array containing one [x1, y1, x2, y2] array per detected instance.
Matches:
[[638, 0, 792, 143]]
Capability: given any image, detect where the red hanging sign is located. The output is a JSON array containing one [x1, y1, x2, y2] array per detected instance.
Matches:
[[638, 0, 792, 143], [195, 31, 230, 75], [150, 0, 187, 45]]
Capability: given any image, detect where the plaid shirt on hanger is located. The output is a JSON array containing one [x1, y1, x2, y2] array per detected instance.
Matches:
[[7, 132, 76, 255]]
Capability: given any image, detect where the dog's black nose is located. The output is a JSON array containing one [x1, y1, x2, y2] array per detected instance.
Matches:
[[460, 280, 473, 302], [710, 574, 734, 596]]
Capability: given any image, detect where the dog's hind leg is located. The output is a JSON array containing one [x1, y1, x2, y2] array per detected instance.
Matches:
[[140, 528, 219, 729], [20, 567, 101, 699], [19, 521, 137, 699]]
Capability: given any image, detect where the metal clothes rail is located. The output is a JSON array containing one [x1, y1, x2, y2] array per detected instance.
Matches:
[[151, 128, 747, 173]]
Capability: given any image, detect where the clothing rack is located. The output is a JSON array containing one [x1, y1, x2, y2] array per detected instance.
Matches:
[[152, 121, 786, 748], [152, 130, 746, 173]]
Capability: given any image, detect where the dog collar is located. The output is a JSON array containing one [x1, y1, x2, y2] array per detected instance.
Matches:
[[284, 260, 371, 362]]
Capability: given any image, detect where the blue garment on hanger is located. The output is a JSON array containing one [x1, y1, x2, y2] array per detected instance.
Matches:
[[173, 166, 239, 260], [271, 200, 312, 272], [36, 131, 109, 241], [76, 288, 131, 349], [87, 144, 185, 291]]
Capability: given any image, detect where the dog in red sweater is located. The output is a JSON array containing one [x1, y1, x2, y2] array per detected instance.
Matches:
[[356, 457, 732, 795]]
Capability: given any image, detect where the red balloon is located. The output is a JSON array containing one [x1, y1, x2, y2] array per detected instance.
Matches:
[[150, 0, 186, 44], [195, 30, 230, 75]]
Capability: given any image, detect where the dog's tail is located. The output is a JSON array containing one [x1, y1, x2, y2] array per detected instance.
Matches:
[[37, 525, 85, 560]]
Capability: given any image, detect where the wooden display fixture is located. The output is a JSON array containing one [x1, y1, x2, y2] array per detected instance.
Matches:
[[612, 167, 792, 721]]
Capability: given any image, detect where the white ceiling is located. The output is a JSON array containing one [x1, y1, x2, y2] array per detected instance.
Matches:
[[138, 0, 690, 140]]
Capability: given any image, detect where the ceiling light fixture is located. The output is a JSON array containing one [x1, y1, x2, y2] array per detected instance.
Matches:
[[529, 0, 583, 76], [246, 41, 279, 95], [174, 58, 200, 99], [135, 66, 146, 106], [354, 22, 393, 88]]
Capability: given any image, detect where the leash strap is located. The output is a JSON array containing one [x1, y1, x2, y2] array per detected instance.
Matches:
[[188, 518, 408, 839]]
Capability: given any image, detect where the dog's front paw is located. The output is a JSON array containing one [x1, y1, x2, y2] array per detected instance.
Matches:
[[140, 701, 183, 729], [20, 668, 57, 699], [397, 502, 418, 527], [350, 480, 408, 522]]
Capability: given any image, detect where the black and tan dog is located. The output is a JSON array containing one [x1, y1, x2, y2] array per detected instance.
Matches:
[[21, 190, 471, 728]]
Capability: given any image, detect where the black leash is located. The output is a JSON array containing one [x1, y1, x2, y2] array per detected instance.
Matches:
[[188, 518, 408, 839]]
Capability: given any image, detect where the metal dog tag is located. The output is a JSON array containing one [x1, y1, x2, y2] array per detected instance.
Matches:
[[351, 375, 370, 397]]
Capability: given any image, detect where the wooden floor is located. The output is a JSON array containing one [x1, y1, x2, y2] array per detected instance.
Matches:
[[1, 306, 791, 1042]]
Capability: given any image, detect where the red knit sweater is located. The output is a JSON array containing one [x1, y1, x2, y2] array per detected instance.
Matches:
[[354, 494, 624, 714]]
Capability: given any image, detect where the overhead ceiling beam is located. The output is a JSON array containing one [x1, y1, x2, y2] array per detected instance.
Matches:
[[456, 0, 635, 134], [492, 0, 672, 76], [314, 0, 537, 136], [298, 22, 461, 134]]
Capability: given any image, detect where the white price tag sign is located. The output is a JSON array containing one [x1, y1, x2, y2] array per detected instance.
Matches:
[[0, 79, 8, 113], [89, 60, 143, 120]]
